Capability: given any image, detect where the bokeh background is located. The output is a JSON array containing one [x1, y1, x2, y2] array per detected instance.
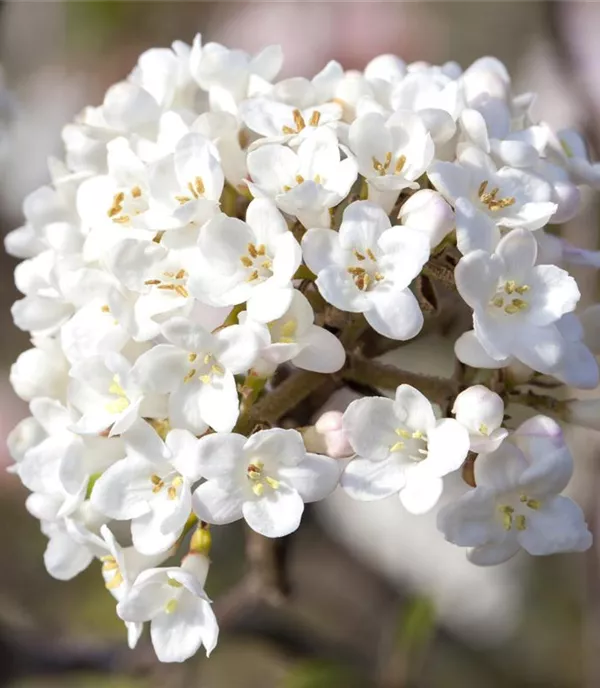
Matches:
[[1, 2, 600, 686]]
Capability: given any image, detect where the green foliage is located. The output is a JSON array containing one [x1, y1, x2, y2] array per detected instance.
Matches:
[[283, 660, 362, 688]]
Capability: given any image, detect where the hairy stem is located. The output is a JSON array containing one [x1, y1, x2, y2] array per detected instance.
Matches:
[[342, 353, 459, 404]]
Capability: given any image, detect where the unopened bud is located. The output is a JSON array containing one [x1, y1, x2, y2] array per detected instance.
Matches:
[[304, 410, 354, 458], [398, 189, 454, 248], [190, 523, 212, 556]]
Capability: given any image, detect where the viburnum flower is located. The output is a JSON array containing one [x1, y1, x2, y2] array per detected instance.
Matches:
[[429, 145, 557, 254], [438, 415, 592, 565], [189, 198, 301, 323], [452, 385, 508, 454], [545, 126, 600, 189], [302, 200, 430, 340], [91, 419, 203, 555], [68, 352, 166, 437], [99, 525, 170, 649], [16, 397, 124, 515], [8, 35, 600, 666], [246, 127, 358, 228], [190, 35, 283, 108], [341, 385, 470, 513], [105, 236, 196, 341], [117, 552, 218, 663], [145, 132, 224, 230], [192, 428, 340, 537], [133, 317, 259, 433], [455, 228, 580, 373], [348, 110, 434, 212], [239, 97, 343, 146], [458, 96, 546, 168], [242, 290, 346, 375]]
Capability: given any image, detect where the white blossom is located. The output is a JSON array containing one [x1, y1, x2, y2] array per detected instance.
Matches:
[[438, 416, 592, 565], [192, 428, 340, 537], [117, 552, 218, 663], [341, 385, 469, 513], [455, 228, 580, 373], [302, 200, 429, 340]]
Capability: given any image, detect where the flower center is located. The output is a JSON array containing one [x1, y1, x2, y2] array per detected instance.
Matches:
[[106, 376, 130, 414], [281, 108, 321, 135], [101, 555, 124, 590], [269, 318, 297, 344], [240, 242, 273, 283], [347, 247, 384, 291], [498, 494, 541, 531], [150, 473, 184, 500], [372, 152, 406, 177], [489, 280, 530, 315], [478, 180, 516, 212], [175, 176, 205, 205], [107, 185, 145, 225], [183, 352, 225, 385], [246, 461, 280, 497], [144, 269, 189, 298], [390, 427, 428, 461]]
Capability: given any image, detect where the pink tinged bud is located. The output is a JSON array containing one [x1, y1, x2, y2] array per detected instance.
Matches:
[[398, 189, 455, 248], [565, 399, 600, 432], [305, 411, 354, 458]]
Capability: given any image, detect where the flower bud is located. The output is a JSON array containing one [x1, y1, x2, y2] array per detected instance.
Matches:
[[10, 345, 67, 401], [190, 524, 212, 556], [398, 189, 454, 248], [303, 411, 354, 458]]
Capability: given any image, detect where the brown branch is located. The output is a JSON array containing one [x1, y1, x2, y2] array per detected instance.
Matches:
[[342, 353, 459, 405]]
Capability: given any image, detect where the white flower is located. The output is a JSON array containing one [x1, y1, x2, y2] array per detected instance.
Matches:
[[302, 200, 430, 340], [455, 313, 600, 391], [243, 289, 346, 375], [429, 145, 557, 254], [117, 552, 218, 663], [17, 397, 124, 514], [545, 126, 600, 189], [348, 111, 434, 212], [192, 428, 340, 538], [105, 236, 196, 341], [12, 252, 116, 336], [458, 96, 546, 168], [455, 228, 580, 373], [99, 525, 170, 649], [190, 34, 283, 107], [39, 502, 108, 581], [397, 189, 455, 249], [341, 385, 469, 514], [239, 97, 342, 146], [91, 419, 202, 555], [68, 352, 166, 437], [452, 385, 508, 454], [246, 127, 358, 228], [6, 180, 82, 260], [189, 199, 301, 323], [133, 317, 259, 433], [146, 133, 223, 230], [10, 337, 68, 402], [438, 415, 592, 565]]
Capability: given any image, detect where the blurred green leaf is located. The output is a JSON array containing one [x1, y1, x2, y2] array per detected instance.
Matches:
[[283, 660, 362, 688], [397, 594, 436, 653]]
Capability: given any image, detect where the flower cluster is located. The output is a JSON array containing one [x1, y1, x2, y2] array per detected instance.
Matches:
[[6, 36, 600, 663]]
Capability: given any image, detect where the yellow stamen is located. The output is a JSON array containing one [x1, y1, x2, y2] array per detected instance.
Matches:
[[309, 110, 321, 127]]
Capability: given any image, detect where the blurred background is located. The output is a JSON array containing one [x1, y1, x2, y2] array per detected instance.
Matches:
[[1, 1, 600, 686]]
